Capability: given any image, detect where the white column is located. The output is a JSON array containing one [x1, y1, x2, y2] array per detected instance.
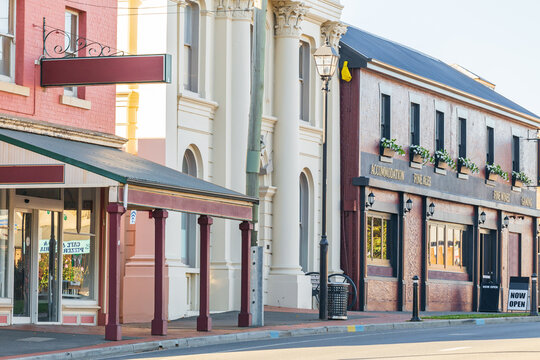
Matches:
[[266, 0, 311, 309], [320, 21, 347, 275]]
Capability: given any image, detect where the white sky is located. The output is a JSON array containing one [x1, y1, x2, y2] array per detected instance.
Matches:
[[340, 0, 540, 117]]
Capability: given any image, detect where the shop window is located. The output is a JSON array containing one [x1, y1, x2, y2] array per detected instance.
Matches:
[[0, 0, 15, 82], [366, 213, 393, 266], [458, 117, 466, 158], [184, 1, 199, 92], [435, 111, 444, 151], [299, 41, 310, 122], [0, 190, 7, 298], [380, 94, 391, 139], [429, 222, 468, 272], [64, 10, 79, 97], [410, 103, 420, 146], [486, 126, 494, 164], [62, 188, 96, 300]]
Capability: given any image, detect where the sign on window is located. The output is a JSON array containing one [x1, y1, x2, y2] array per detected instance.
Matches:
[[39, 239, 91, 255]]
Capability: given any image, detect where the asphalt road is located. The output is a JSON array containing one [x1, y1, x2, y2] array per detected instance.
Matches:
[[109, 321, 540, 359]]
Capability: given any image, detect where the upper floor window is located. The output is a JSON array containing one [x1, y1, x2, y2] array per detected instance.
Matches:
[[0, 0, 15, 82], [64, 10, 78, 97], [512, 135, 520, 172], [435, 111, 444, 151], [380, 94, 391, 139], [184, 1, 199, 92], [299, 41, 310, 122], [410, 103, 420, 145], [458, 118, 467, 158], [486, 126, 494, 164]]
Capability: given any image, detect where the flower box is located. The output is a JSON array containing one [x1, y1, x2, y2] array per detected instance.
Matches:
[[513, 178, 523, 188], [380, 145, 396, 158], [458, 164, 470, 175], [436, 159, 448, 170], [487, 169, 497, 181], [411, 153, 423, 164]]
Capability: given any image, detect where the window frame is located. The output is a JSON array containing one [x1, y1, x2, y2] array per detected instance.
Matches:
[[0, 0, 15, 82], [64, 9, 79, 97], [410, 102, 420, 146], [458, 117, 467, 158], [183, 1, 199, 93], [487, 126, 494, 164], [366, 212, 392, 266], [428, 221, 467, 273], [512, 135, 520, 172], [435, 111, 445, 151], [299, 40, 310, 122], [380, 94, 391, 139]]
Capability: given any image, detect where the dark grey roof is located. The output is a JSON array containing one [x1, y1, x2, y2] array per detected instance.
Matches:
[[340, 26, 539, 119], [0, 128, 256, 203]]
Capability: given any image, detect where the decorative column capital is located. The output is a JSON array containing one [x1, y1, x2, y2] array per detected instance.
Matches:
[[272, 1, 308, 37], [320, 20, 347, 49], [217, 0, 253, 19]]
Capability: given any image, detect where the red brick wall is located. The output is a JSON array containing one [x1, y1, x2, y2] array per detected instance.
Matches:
[[0, 0, 116, 134]]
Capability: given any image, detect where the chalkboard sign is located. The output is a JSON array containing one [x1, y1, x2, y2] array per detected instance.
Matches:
[[479, 281, 500, 312]]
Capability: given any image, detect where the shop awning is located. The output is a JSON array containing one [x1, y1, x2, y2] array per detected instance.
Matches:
[[0, 128, 256, 220]]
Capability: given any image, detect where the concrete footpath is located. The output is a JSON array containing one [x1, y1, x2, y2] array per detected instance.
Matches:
[[1, 307, 538, 360]]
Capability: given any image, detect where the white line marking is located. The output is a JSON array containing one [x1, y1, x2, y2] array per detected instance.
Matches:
[[440, 346, 471, 352]]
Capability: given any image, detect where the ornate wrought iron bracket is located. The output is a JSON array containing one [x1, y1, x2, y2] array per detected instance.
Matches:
[[42, 17, 124, 58]]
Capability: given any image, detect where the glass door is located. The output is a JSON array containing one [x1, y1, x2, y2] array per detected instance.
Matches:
[[37, 210, 60, 323], [13, 211, 32, 323]]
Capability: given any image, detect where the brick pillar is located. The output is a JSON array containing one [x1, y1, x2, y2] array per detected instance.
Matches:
[[197, 215, 213, 331], [105, 203, 125, 341], [238, 221, 252, 327], [151, 209, 168, 335]]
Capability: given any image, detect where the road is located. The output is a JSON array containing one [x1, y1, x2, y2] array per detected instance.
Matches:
[[110, 321, 540, 359]]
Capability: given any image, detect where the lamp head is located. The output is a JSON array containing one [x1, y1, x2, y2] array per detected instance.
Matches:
[[313, 41, 339, 79]]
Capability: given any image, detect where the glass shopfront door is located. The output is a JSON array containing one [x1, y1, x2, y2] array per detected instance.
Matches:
[[13, 209, 61, 323]]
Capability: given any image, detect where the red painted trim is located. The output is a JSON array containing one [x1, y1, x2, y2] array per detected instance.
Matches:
[[151, 209, 168, 336], [97, 189, 107, 326], [197, 215, 213, 332], [124, 188, 252, 221], [0, 165, 64, 184], [238, 221, 252, 327], [0, 315, 8, 324], [41, 55, 170, 87], [80, 315, 95, 324], [63, 315, 77, 324]]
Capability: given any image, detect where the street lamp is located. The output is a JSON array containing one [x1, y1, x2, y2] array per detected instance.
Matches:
[[313, 40, 339, 321]]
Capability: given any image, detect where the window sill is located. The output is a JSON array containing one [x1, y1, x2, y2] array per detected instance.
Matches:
[[434, 167, 446, 175], [60, 95, 91, 110], [0, 81, 30, 96]]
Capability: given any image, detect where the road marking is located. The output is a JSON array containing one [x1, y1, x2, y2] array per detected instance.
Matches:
[[17, 337, 55, 342], [440, 346, 471, 352]]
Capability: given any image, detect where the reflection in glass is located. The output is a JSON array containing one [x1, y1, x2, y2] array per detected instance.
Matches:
[[13, 212, 31, 317], [38, 210, 60, 322], [0, 209, 8, 298]]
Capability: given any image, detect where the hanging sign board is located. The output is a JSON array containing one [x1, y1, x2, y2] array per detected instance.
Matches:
[[41, 54, 171, 87], [508, 276, 529, 311]]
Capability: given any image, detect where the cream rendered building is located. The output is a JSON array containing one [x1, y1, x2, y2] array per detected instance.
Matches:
[[116, 0, 346, 321]]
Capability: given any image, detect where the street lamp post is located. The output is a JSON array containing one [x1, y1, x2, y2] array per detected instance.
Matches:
[[313, 40, 339, 320]]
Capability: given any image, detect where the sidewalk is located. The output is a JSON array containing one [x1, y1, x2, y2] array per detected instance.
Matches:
[[0, 307, 537, 360]]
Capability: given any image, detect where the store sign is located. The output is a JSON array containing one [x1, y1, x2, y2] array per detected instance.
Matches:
[[521, 197, 533, 207], [413, 173, 431, 187], [493, 190, 510, 203], [39, 239, 91, 255], [508, 277, 529, 311], [370, 164, 404, 181]]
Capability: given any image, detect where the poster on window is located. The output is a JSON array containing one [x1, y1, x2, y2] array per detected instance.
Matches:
[[39, 239, 91, 255]]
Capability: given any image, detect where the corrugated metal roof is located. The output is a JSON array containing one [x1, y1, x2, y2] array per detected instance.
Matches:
[[340, 25, 539, 120], [0, 128, 256, 203]]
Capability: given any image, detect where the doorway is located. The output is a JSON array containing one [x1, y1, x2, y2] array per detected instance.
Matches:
[[13, 209, 61, 323], [480, 230, 497, 283]]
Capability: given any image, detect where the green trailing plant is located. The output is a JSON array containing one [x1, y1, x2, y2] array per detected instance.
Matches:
[[486, 163, 509, 181], [409, 144, 434, 164], [380, 138, 405, 156], [457, 157, 479, 174], [512, 170, 532, 186], [434, 149, 456, 170]]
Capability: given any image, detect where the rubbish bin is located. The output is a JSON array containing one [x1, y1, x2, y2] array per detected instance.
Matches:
[[328, 282, 349, 320]]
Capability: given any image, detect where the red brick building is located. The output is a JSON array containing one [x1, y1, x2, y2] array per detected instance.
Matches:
[[340, 26, 540, 312]]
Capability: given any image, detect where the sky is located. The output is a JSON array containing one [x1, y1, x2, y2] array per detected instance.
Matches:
[[340, 0, 540, 117]]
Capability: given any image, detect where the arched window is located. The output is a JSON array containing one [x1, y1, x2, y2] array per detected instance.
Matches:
[[181, 150, 197, 266], [184, 1, 199, 92], [299, 173, 309, 272]]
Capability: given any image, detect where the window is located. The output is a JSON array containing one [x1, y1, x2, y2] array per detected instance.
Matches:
[[184, 1, 199, 92], [0, 189, 7, 298], [63, 188, 97, 300], [299, 41, 310, 122], [429, 222, 468, 272], [0, 0, 14, 81], [410, 103, 420, 146], [299, 173, 309, 272], [64, 10, 78, 97], [512, 135, 520, 172], [366, 213, 392, 265], [458, 118, 466, 158], [487, 126, 494, 164], [435, 111, 444, 151], [181, 150, 197, 267], [380, 94, 391, 139]]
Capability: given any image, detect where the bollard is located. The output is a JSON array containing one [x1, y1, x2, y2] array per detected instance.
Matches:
[[411, 275, 421, 322], [531, 273, 538, 316]]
